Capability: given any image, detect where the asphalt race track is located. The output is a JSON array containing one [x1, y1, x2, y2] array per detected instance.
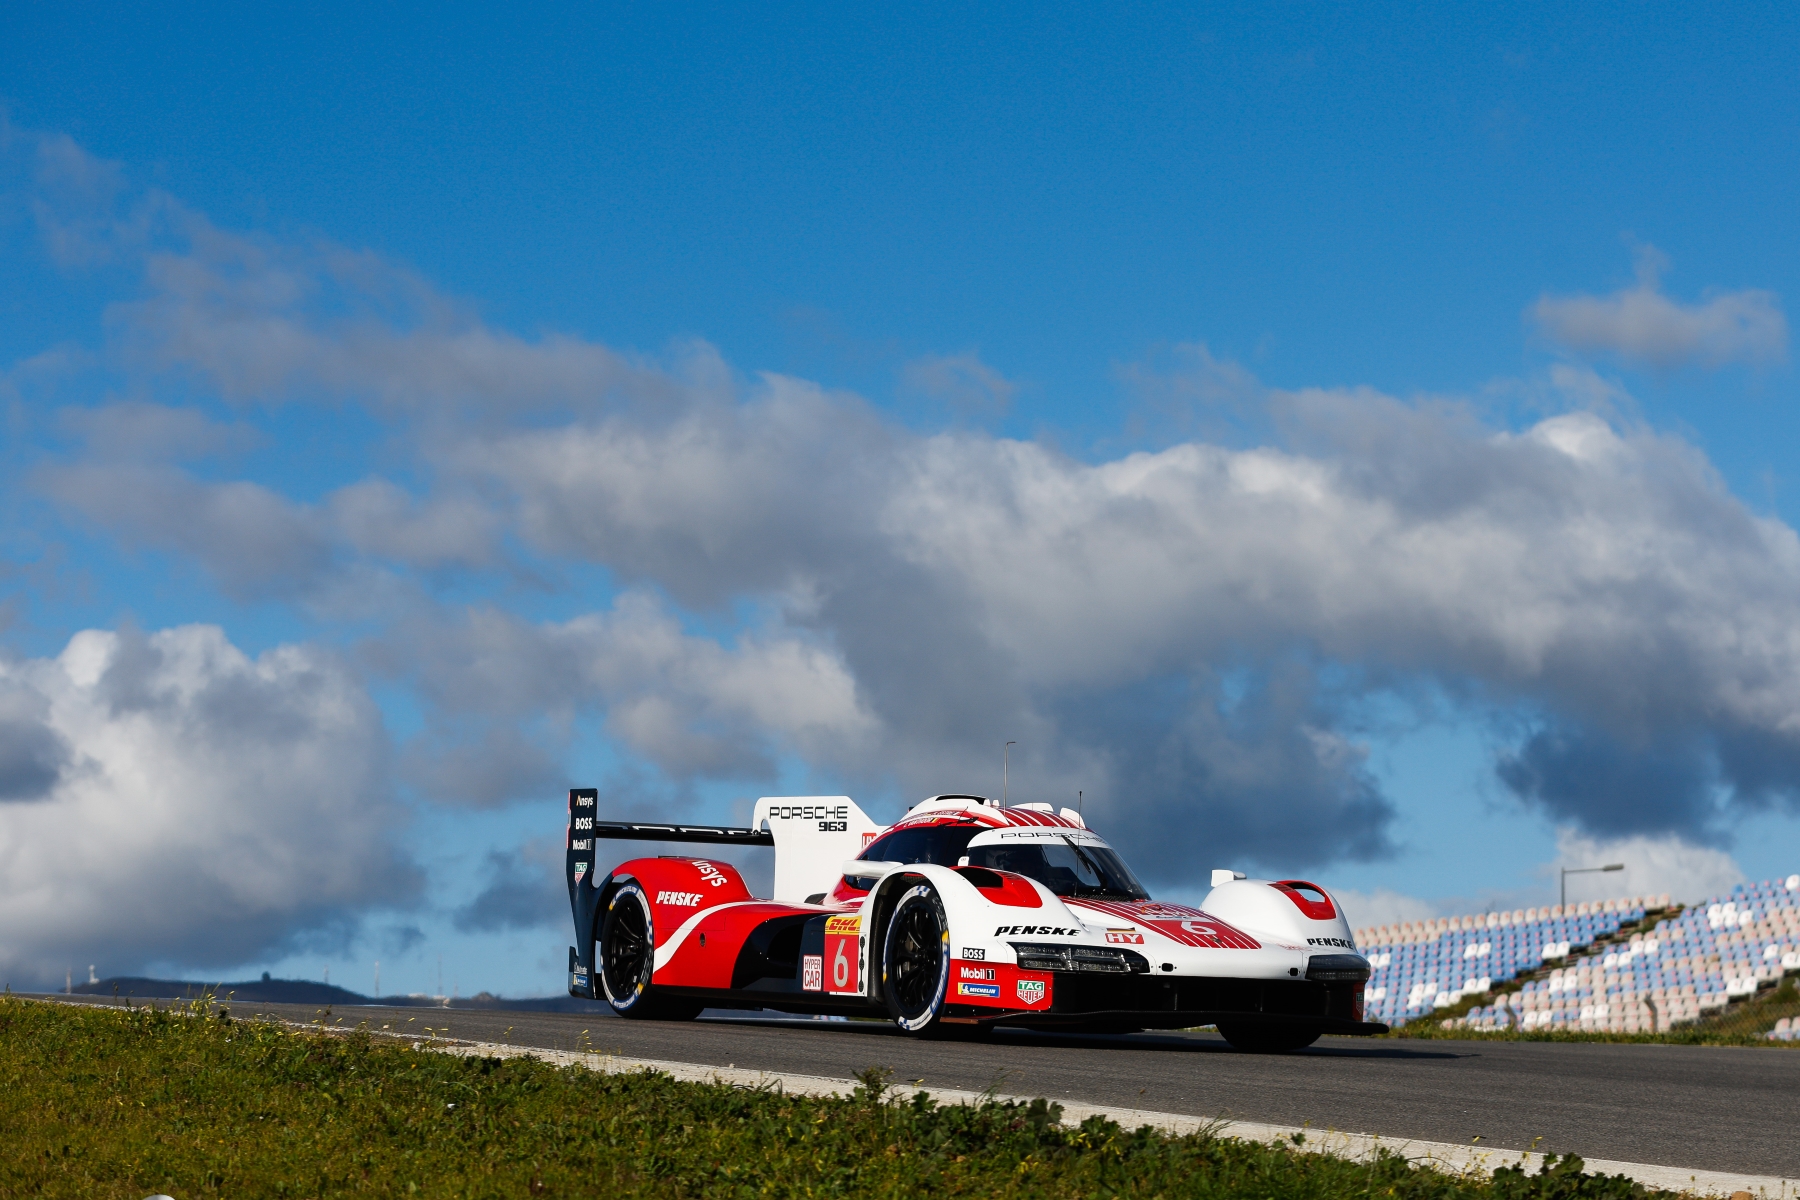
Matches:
[[39, 995, 1800, 1178]]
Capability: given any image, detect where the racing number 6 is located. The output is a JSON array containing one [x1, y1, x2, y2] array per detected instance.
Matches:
[[832, 939, 851, 990]]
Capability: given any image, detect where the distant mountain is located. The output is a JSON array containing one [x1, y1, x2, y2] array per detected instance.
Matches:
[[66, 976, 615, 1013]]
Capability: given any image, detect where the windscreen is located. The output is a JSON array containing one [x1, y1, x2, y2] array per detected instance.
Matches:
[[965, 834, 1150, 901], [857, 822, 984, 866]]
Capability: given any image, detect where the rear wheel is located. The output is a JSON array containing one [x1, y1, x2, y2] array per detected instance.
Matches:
[[598, 884, 702, 1021], [1216, 1023, 1320, 1053], [882, 882, 950, 1035]]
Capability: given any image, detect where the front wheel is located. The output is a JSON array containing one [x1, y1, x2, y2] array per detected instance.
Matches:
[[882, 881, 951, 1035], [597, 884, 702, 1021], [1216, 1023, 1320, 1053]]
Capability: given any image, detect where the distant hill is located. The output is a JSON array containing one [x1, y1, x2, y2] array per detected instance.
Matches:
[[66, 976, 615, 1014]]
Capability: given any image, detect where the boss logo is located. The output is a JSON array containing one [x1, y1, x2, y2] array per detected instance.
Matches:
[[573, 817, 594, 830], [961, 947, 986, 960]]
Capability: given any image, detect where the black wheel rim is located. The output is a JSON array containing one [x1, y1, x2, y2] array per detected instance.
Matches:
[[601, 894, 651, 1004], [888, 897, 944, 1017]]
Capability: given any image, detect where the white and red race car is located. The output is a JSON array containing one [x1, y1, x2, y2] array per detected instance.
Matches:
[[565, 789, 1383, 1051]]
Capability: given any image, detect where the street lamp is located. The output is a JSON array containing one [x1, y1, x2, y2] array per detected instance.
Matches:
[[1561, 862, 1624, 908]]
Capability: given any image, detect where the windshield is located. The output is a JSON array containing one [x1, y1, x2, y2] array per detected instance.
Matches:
[[965, 836, 1149, 901], [857, 823, 983, 866]]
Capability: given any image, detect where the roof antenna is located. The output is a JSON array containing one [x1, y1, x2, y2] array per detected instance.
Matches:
[[1077, 789, 1083, 818], [1003, 741, 1016, 807]]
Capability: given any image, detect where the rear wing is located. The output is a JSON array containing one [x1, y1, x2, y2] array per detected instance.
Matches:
[[565, 789, 883, 905], [566, 787, 773, 886]]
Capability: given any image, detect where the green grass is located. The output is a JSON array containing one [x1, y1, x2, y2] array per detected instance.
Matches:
[[0, 994, 1679, 1199]]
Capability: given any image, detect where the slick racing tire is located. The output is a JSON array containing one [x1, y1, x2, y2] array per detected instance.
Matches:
[[882, 881, 951, 1036], [597, 884, 702, 1022], [1216, 1023, 1321, 1053]]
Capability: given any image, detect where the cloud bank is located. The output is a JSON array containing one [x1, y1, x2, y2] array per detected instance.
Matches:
[[0, 625, 416, 987], [9, 134, 1800, 973]]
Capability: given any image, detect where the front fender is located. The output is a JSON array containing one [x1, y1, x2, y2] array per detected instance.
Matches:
[[864, 864, 1086, 975], [1200, 878, 1366, 970]]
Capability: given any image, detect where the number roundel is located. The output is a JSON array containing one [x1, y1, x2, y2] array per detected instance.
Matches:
[[832, 937, 852, 989]]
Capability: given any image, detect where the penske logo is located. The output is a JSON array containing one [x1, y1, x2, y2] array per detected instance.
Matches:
[[657, 891, 703, 907], [1307, 937, 1356, 949], [994, 925, 1079, 936]]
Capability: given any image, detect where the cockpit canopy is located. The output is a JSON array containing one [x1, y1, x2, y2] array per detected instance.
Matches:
[[857, 820, 1149, 901]]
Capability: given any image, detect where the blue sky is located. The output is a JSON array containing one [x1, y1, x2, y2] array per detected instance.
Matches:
[[2, 3, 1798, 997]]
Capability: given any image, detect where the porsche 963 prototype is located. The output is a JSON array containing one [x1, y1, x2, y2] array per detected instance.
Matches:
[[565, 790, 1384, 1051]]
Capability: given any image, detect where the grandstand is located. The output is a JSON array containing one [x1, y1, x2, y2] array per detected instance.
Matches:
[[1351, 874, 1800, 1033]]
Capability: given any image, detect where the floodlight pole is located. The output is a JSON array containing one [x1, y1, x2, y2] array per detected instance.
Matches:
[[1561, 862, 1625, 908], [1003, 742, 1016, 807]]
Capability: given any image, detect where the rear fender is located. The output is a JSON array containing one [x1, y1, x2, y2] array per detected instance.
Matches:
[[608, 856, 755, 950]]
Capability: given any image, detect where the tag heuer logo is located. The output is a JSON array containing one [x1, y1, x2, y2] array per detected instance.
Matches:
[[1016, 978, 1047, 1005]]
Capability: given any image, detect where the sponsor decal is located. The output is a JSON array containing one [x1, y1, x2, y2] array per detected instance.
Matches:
[[573, 794, 595, 807], [570, 839, 591, 851], [573, 862, 588, 882], [961, 947, 986, 960], [1105, 930, 1145, 945], [802, 954, 824, 992], [994, 925, 1079, 936], [825, 916, 863, 994], [1016, 978, 1047, 1006], [657, 890, 703, 907], [764, 803, 850, 822], [959, 966, 996, 981], [1306, 937, 1356, 949], [861, 831, 878, 849], [694, 860, 728, 888], [957, 982, 1001, 998]]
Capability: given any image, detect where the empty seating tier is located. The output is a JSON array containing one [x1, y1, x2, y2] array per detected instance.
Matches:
[[1351, 875, 1800, 1033]]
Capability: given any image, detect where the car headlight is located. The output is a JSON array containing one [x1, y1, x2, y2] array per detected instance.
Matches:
[[1010, 943, 1150, 973]]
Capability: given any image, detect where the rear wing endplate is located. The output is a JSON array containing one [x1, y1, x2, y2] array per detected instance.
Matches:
[[566, 788, 773, 890]]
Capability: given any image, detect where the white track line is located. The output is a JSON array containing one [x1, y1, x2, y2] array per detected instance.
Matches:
[[393, 1033, 1793, 1199]]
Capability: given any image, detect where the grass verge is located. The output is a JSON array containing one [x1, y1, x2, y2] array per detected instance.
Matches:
[[1, 993, 1689, 1199]]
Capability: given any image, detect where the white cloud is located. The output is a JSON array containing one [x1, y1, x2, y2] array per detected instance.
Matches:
[[389, 593, 880, 803], [28, 132, 1800, 882], [1552, 827, 1745, 907], [0, 625, 416, 987], [1533, 245, 1787, 370], [1333, 887, 1443, 931]]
